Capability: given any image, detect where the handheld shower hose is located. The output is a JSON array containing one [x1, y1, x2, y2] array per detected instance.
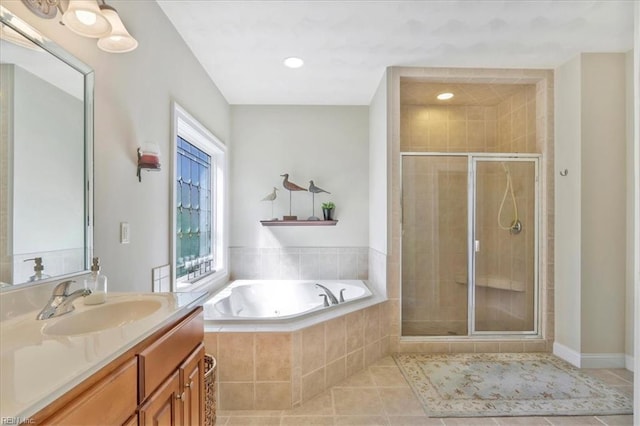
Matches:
[[497, 163, 522, 234]]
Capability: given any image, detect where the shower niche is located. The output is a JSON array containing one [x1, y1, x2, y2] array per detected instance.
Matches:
[[401, 154, 539, 337]]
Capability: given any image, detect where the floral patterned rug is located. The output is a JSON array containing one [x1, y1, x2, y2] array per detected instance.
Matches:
[[393, 353, 633, 417]]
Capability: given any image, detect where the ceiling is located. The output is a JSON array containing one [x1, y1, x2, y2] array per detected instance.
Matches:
[[157, 0, 634, 106]]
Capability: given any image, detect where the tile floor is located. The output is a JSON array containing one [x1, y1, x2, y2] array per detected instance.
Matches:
[[215, 356, 634, 426]]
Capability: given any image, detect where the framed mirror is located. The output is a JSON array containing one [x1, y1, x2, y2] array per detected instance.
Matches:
[[0, 5, 93, 289]]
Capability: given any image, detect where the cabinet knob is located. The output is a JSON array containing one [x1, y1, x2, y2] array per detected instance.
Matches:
[[176, 391, 185, 401], [185, 380, 193, 388]]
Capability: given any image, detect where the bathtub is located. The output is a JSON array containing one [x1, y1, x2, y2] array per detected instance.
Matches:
[[204, 279, 380, 332]]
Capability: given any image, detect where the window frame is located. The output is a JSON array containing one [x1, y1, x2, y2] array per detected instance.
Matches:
[[170, 102, 228, 292]]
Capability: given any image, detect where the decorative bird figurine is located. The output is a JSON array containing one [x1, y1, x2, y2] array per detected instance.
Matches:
[[308, 180, 331, 220], [280, 174, 307, 192], [261, 187, 278, 220], [308, 180, 330, 194], [280, 173, 306, 220], [261, 187, 278, 201]]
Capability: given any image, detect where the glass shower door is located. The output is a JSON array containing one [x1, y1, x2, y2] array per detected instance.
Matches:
[[401, 155, 468, 336], [472, 158, 538, 334]]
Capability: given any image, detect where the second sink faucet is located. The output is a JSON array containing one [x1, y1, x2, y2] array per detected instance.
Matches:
[[315, 283, 339, 305], [36, 280, 92, 320]]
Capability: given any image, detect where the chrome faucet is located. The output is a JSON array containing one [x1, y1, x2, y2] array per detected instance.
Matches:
[[36, 280, 91, 320], [318, 293, 330, 307], [315, 283, 339, 305]]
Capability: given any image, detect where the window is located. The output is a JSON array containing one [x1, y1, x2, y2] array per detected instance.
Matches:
[[171, 103, 227, 290]]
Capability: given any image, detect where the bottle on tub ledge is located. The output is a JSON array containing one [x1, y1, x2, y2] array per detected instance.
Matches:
[[84, 257, 108, 305]]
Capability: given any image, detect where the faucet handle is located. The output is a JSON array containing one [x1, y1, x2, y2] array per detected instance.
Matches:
[[339, 288, 346, 303], [52, 280, 75, 296], [318, 293, 330, 308]]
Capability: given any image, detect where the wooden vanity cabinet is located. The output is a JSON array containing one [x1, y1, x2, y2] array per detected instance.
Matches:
[[42, 358, 138, 425], [35, 307, 204, 426], [138, 309, 205, 426], [180, 344, 206, 426]]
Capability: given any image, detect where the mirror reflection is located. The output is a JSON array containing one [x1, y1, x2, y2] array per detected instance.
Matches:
[[0, 10, 92, 288]]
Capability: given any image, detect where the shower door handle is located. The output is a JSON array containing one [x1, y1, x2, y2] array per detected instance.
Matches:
[[474, 240, 480, 252]]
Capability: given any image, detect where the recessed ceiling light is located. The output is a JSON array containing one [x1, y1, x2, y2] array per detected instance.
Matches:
[[437, 92, 454, 100], [283, 57, 304, 69]]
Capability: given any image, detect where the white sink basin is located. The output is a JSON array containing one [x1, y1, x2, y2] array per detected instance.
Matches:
[[42, 299, 163, 336]]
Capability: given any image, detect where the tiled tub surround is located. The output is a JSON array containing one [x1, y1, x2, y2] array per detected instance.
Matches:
[[204, 302, 390, 410], [229, 247, 369, 281]]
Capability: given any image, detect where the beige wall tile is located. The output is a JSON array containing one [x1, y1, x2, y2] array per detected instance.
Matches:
[[218, 333, 254, 381], [255, 382, 292, 410], [326, 357, 347, 388], [302, 323, 325, 375], [302, 367, 326, 402], [346, 310, 365, 352], [325, 316, 346, 363], [346, 348, 364, 377], [364, 305, 381, 345], [256, 333, 291, 381], [364, 341, 382, 367]]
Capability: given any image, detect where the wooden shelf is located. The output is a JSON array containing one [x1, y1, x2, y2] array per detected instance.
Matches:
[[260, 220, 338, 227]]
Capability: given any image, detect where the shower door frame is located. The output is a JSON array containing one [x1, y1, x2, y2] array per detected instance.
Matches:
[[399, 152, 542, 339], [469, 154, 541, 337]]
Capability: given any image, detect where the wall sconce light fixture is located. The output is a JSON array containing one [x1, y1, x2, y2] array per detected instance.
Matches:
[[20, 0, 137, 53], [137, 143, 161, 182]]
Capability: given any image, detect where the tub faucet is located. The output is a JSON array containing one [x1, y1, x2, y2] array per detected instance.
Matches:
[[315, 283, 339, 305], [318, 293, 330, 307], [36, 280, 91, 320]]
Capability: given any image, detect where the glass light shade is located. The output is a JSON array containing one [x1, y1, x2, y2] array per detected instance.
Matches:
[[62, 0, 111, 38], [97, 5, 138, 53]]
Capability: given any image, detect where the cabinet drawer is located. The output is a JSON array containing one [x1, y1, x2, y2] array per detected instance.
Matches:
[[138, 307, 203, 402], [45, 358, 137, 425]]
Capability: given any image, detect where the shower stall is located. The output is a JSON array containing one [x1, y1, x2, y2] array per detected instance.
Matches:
[[401, 153, 540, 337]]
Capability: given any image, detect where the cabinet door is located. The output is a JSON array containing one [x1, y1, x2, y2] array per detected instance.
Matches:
[[44, 358, 137, 425], [180, 344, 205, 426], [139, 370, 182, 426]]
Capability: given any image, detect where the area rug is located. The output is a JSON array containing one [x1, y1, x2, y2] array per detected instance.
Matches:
[[393, 352, 633, 417]]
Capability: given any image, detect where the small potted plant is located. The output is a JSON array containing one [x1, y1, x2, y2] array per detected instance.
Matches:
[[322, 201, 335, 221]]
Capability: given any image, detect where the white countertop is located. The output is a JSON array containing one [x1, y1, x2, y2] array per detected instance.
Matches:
[[0, 291, 207, 420]]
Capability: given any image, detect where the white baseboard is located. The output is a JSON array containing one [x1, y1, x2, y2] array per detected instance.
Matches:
[[581, 352, 627, 369], [625, 354, 634, 372], [553, 342, 628, 369], [553, 342, 581, 367]]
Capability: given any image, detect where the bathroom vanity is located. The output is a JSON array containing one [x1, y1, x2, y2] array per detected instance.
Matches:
[[0, 292, 207, 425]]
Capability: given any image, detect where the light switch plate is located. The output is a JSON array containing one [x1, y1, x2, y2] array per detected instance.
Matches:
[[120, 222, 130, 244]]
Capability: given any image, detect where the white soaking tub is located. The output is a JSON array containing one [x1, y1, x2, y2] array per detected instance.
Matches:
[[203, 280, 384, 332]]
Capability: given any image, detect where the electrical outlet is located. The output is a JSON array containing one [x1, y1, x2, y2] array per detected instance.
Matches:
[[120, 222, 130, 244]]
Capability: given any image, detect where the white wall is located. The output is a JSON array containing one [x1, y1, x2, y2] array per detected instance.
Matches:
[[230, 105, 369, 249], [368, 73, 388, 255], [2, 0, 231, 292], [554, 55, 582, 354], [580, 53, 627, 355], [554, 53, 628, 366], [633, 1, 639, 416]]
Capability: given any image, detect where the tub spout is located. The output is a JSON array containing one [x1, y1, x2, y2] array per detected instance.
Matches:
[[315, 283, 339, 305]]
